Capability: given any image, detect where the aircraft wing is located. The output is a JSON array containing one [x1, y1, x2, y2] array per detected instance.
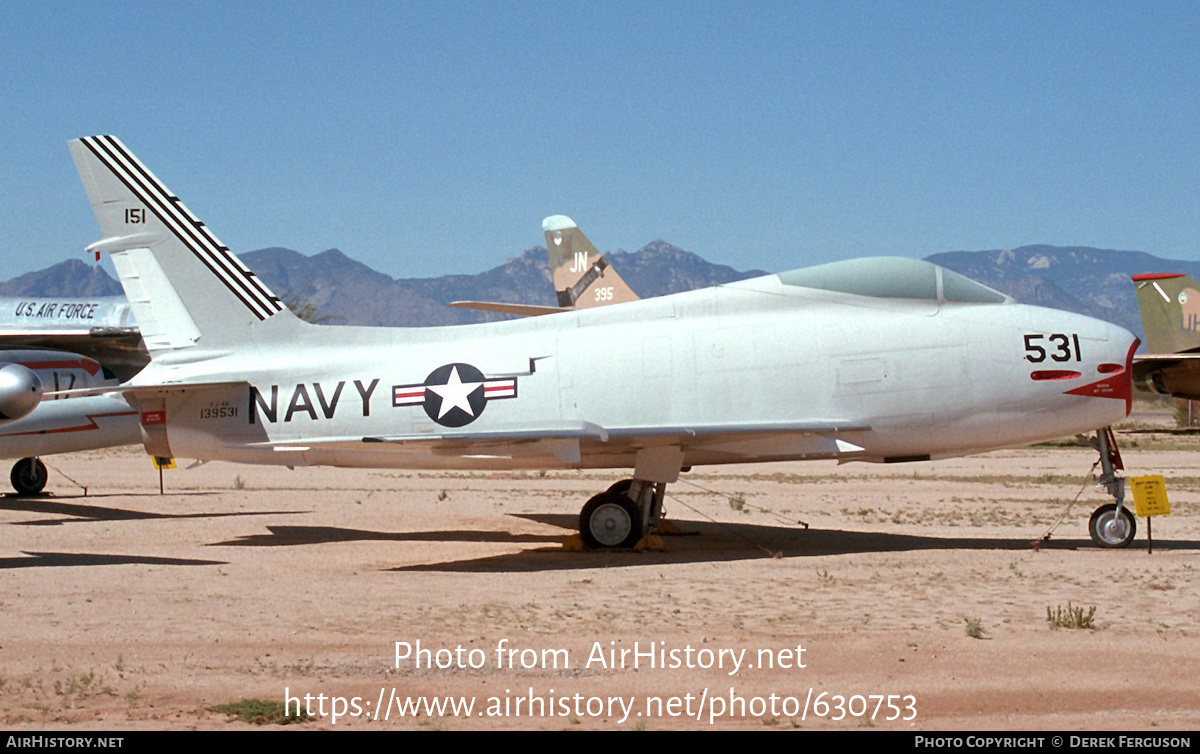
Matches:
[[446, 301, 570, 317], [1132, 353, 1200, 401], [1134, 354, 1200, 365], [238, 419, 871, 466], [44, 379, 250, 400], [0, 297, 148, 381], [0, 331, 147, 382]]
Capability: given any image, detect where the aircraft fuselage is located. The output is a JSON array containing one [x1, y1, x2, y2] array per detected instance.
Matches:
[[140, 273, 1136, 472]]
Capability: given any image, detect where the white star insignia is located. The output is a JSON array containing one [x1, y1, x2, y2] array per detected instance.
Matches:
[[426, 365, 482, 419]]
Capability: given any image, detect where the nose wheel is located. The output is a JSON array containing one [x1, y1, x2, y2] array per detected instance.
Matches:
[[10, 457, 48, 496], [1088, 503, 1136, 548]]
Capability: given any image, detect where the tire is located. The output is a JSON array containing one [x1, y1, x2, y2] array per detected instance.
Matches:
[[579, 491, 643, 549], [11, 457, 48, 496], [606, 479, 633, 496], [1088, 503, 1136, 548]]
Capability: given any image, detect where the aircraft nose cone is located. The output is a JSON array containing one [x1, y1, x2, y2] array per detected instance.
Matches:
[[0, 363, 43, 421]]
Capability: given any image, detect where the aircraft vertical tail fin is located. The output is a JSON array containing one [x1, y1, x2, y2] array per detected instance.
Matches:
[[542, 216, 639, 308], [1132, 273, 1200, 354], [69, 135, 300, 355]]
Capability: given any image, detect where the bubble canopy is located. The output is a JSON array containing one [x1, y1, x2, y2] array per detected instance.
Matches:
[[777, 257, 1007, 304]]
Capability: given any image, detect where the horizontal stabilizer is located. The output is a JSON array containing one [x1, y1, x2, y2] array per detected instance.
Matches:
[[446, 301, 570, 317]]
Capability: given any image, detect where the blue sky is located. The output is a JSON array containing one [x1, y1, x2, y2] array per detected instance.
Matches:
[[2, 1, 1198, 280]]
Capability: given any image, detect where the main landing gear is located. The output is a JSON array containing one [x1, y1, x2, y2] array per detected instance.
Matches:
[[1089, 427, 1135, 548], [10, 457, 48, 496], [578, 478, 666, 549]]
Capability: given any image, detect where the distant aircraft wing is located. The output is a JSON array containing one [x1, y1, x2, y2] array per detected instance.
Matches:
[[1132, 353, 1200, 401], [0, 297, 148, 381], [446, 302, 570, 317], [0, 330, 146, 381]]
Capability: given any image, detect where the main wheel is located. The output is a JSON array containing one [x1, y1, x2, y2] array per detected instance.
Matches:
[[1088, 503, 1136, 548], [11, 457, 48, 496], [579, 491, 643, 549], [606, 478, 633, 495]]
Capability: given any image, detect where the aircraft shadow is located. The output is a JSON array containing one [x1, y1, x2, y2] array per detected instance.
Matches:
[[212, 525, 565, 547], [3, 491, 223, 501], [386, 514, 1200, 573], [0, 497, 308, 526], [0, 551, 226, 570]]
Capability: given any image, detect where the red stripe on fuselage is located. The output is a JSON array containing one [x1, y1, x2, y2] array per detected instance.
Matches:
[[0, 410, 138, 437]]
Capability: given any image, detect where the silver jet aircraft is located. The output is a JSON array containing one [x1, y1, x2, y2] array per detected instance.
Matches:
[[65, 135, 1141, 548], [0, 296, 145, 492]]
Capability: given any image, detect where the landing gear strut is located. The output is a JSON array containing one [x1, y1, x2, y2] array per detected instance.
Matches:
[[579, 478, 666, 549], [1089, 428, 1135, 548], [10, 457, 48, 496]]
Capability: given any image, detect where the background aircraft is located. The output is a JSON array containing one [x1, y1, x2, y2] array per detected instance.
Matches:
[[0, 296, 145, 493], [0, 296, 146, 380], [448, 215, 639, 317], [1131, 273, 1200, 401], [63, 135, 1141, 548]]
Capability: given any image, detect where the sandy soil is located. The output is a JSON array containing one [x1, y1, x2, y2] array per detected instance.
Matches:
[[1, 429, 1198, 731]]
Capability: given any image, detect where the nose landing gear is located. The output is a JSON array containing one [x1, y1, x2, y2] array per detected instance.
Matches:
[[10, 457, 48, 496], [1089, 427, 1136, 548]]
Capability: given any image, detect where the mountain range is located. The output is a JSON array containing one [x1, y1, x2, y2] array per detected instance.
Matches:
[[4, 241, 1198, 339]]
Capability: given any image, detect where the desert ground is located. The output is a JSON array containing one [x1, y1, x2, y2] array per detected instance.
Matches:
[[1, 418, 1198, 731]]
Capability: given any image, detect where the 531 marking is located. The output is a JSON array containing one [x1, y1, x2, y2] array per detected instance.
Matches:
[[1024, 333, 1081, 363]]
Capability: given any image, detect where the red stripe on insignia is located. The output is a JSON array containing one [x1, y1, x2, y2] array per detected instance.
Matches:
[[483, 380, 516, 398]]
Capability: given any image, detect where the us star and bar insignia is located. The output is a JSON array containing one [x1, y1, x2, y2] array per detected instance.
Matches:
[[392, 363, 517, 427]]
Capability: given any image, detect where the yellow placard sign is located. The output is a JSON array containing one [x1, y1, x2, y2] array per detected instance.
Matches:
[[1129, 475, 1171, 518], [152, 456, 177, 470]]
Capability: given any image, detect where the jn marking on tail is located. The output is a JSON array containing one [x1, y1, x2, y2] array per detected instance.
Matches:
[[78, 135, 283, 320]]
